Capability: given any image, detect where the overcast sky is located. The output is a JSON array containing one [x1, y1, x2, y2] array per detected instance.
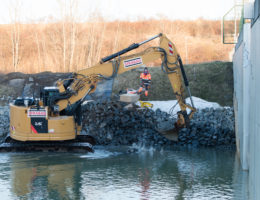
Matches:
[[0, 0, 235, 23]]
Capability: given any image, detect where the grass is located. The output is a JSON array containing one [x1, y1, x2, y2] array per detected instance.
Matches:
[[185, 62, 233, 106], [113, 62, 233, 106]]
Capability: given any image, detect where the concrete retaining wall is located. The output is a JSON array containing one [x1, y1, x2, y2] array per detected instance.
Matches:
[[248, 17, 260, 200], [233, 35, 244, 165], [233, 1, 260, 198], [233, 23, 251, 171]]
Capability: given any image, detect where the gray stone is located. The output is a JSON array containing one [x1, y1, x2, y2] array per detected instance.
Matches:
[[22, 83, 34, 97], [8, 79, 25, 87]]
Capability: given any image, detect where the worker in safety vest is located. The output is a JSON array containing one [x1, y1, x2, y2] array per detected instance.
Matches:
[[138, 67, 151, 96]]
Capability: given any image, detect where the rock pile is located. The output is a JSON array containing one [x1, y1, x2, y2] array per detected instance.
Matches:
[[178, 107, 235, 147], [81, 100, 236, 149], [0, 100, 235, 149], [81, 101, 170, 149], [0, 106, 9, 141]]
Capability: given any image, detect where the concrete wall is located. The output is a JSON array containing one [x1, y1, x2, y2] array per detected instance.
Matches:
[[233, 23, 251, 171], [233, 35, 243, 165], [233, 0, 260, 199], [248, 17, 260, 200]]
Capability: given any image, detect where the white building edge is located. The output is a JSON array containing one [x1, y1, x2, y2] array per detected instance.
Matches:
[[233, 0, 260, 199]]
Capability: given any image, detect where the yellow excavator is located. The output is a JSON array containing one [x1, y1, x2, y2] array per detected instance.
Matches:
[[3, 33, 196, 152]]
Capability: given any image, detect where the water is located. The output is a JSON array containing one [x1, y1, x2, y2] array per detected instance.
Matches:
[[0, 146, 248, 200]]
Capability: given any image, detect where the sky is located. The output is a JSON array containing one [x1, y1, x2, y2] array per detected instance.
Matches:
[[0, 0, 235, 24]]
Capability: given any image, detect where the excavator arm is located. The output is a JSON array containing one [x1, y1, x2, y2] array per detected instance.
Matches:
[[54, 33, 196, 137]]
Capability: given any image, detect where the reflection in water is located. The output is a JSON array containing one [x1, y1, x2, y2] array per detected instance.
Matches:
[[0, 147, 248, 200], [139, 169, 150, 200], [9, 155, 77, 199]]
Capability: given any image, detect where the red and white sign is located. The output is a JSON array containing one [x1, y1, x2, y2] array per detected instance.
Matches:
[[28, 108, 47, 118], [123, 57, 143, 68], [168, 42, 174, 55]]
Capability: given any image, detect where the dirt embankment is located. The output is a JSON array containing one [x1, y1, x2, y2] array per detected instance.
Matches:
[[0, 72, 71, 105], [0, 61, 233, 106]]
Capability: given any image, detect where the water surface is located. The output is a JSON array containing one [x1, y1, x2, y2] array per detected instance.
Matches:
[[0, 147, 248, 200]]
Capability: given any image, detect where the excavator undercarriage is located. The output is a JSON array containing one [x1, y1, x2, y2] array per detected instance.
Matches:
[[0, 135, 94, 152]]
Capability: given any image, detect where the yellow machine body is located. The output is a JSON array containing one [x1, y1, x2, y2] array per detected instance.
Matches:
[[10, 104, 75, 141]]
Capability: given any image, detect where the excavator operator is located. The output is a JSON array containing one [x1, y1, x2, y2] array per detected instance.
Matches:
[[138, 67, 151, 96]]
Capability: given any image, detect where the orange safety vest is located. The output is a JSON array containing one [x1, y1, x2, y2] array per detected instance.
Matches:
[[140, 73, 151, 80]]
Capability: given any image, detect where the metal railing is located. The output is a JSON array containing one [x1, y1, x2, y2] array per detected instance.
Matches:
[[222, 5, 244, 44]]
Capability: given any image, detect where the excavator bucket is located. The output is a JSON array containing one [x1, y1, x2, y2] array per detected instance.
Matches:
[[157, 128, 179, 142], [156, 120, 180, 142]]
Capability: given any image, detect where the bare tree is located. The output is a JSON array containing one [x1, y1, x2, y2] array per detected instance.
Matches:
[[40, 25, 47, 72], [68, 0, 78, 72], [35, 32, 42, 72], [96, 22, 106, 62], [57, 0, 79, 72], [58, 0, 67, 72], [9, 0, 22, 72], [113, 21, 120, 53], [86, 22, 95, 67]]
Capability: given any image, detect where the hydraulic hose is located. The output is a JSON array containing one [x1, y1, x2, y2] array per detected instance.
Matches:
[[178, 56, 195, 109]]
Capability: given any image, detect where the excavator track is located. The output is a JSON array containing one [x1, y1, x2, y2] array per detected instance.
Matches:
[[0, 135, 95, 153]]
